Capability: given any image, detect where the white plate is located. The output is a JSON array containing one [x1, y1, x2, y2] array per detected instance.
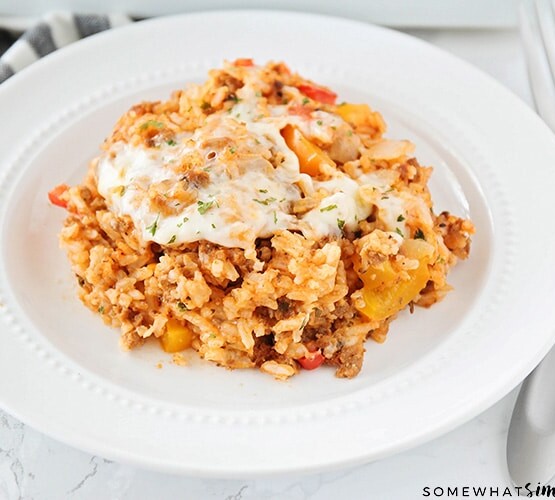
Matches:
[[1, 11, 554, 477]]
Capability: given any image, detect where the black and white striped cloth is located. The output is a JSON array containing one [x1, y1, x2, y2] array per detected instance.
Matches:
[[0, 12, 133, 84]]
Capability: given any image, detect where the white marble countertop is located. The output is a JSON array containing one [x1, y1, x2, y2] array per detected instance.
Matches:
[[0, 26, 548, 500]]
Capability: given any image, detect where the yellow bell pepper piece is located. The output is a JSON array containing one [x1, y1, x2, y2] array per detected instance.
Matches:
[[336, 103, 375, 128], [160, 318, 194, 353], [281, 124, 335, 176], [356, 249, 431, 322]]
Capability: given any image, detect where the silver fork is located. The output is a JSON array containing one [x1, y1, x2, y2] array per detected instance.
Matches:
[[506, 0, 555, 488], [519, 0, 555, 128]]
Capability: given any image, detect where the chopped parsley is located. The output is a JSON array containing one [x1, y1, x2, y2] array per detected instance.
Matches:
[[258, 189, 268, 193], [229, 146, 237, 154], [273, 211, 278, 224], [253, 197, 277, 206], [229, 94, 241, 103], [176, 216, 189, 228], [146, 214, 160, 236], [320, 204, 337, 212], [197, 200, 214, 214], [337, 218, 346, 231], [347, 130, 353, 136], [177, 302, 188, 311], [98, 305, 105, 314], [166, 139, 177, 146], [139, 120, 164, 131], [414, 228, 426, 240], [211, 223, 216, 229], [302, 97, 310, 105], [167, 234, 177, 244], [397, 214, 405, 222], [317, 120, 323, 126], [395, 227, 404, 238], [255, 91, 262, 97]]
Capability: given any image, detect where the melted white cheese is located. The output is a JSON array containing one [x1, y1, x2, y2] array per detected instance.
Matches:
[[96, 73, 415, 250], [97, 140, 302, 248]]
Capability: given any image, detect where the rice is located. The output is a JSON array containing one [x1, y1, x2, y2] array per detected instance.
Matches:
[[53, 59, 474, 379]]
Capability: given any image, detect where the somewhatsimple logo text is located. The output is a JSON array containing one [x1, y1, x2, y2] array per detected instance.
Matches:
[[422, 483, 555, 497]]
